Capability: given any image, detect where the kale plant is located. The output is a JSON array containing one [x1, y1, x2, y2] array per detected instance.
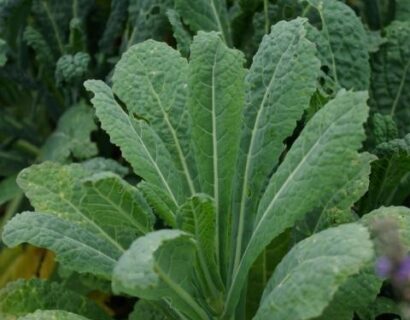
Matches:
[[1, 16, 410, 320]]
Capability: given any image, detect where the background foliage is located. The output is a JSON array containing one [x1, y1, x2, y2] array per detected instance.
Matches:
[[0, 0, 410, 319]]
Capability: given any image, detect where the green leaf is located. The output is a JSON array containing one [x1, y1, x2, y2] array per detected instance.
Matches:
[[370, 21, 410, 136], [41, 104, 98, 162], [23, 26, 56, 67], [81, 172, 155, 244], [166, 9, 192, 57], [80, 157, 129, 177], [396, 0, 410, 21], [177, 195, 224, 313], [245, 230, 291, 319], [2, 161, 153, 278], [295, 152, 374, 239], [112, 40, 195, 194], [362, 206, 410, 248], [55, 52, 90, 87], [0, 279, 109, 320], [366, 113, 399, 148], [18, 310, 91, 320], [255, 224, 373, 320], [225, 90, 369, 316], [129, 300, 179, 320], [0, 38, 7, 66], [138, 181, 178, 228], [241, 3, 278, 59], [0, 174, 20, 206], [99, 0, 129, 55], [127, 0, 173, 45], [188, 31, 246, 278], [85, 79, 186, 206], [175, 0, 232, 46], [312, 267, 381, 320], [17, 162, 146, 248], [231, 18, 319, 273], [320, 206, 410, 320], [357, 297, 400, 320], [2, 211, 119, 278], [360, 134, 410, 212], [112, 230, 209, 320], [303, 0, 370, 92]]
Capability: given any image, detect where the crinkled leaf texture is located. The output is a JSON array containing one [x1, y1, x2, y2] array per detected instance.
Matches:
[[112, 39, 195, 195], [175, 0, 232, 45], [255, 224, 373, 320], [231, 17, 319, 274], [127, 0, 174, 45], [0, 279, 109, 320], [129, 300, 179, 320], [18, 310, 89, 320], [360, 134, 410, 212], [85, 79, 186, 207], [187, 31, 246, 278], [40, 104, 97, 162], [2, 161, 153, 279], [224, 89, 370, 316], [303, 0, 370, 93], [166, 9, 192, 57], [177, 195, 224, 313], [2, 16, 384, 320], [370, 21, 410, 136], [113, 230, 209, 320], [316, 206, 410, 319], [18, 310, 90, 320]]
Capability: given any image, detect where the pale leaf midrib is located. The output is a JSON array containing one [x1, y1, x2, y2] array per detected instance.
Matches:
[[210, 0, 228, 44], [123, 108, 179, 206], [390, 59, 410, 116], [131, 56, 196, 195], [233, 33, 299, 271], [15, 214, 118, 267], [86, 182, 149, 235], [23, 179, 125, 253], [225, 103, 357, 315], [154, 261, 209, 320]]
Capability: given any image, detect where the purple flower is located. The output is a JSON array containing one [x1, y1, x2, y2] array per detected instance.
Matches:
[[376, 256, 393, 278], [395, 256, 410, 282]]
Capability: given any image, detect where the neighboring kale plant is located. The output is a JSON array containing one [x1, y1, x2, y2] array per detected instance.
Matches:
[[0, 0, 133, 290], [2, 17, 410, 320]]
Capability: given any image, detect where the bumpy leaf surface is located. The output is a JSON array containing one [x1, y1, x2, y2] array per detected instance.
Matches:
[[112, 40, 195, 194], [2, 162, 152, 278], [255, 224, 373, 320], [362, 206, 410, 247], [19, 310, 90, 320], [41, 104, 97, 162], [85, 80, 186, 206], [188, 31, 246, 276], [127, 0, 173, 45], [166, 9, 192, 57], [370, 21, 410, 136], [360, 134, 410, 211], [225, 90, 369, 316], [0, 279, 108, 320], [175, 0, 232, 45], [313, 268, 380, 320], [296, 152, 374, 238], [304, 0, 370, 92], [113, 230, 208, 320], [177, 195, 224, 311], [129, 300, 179, 320], [231, 18, 319, 271]]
